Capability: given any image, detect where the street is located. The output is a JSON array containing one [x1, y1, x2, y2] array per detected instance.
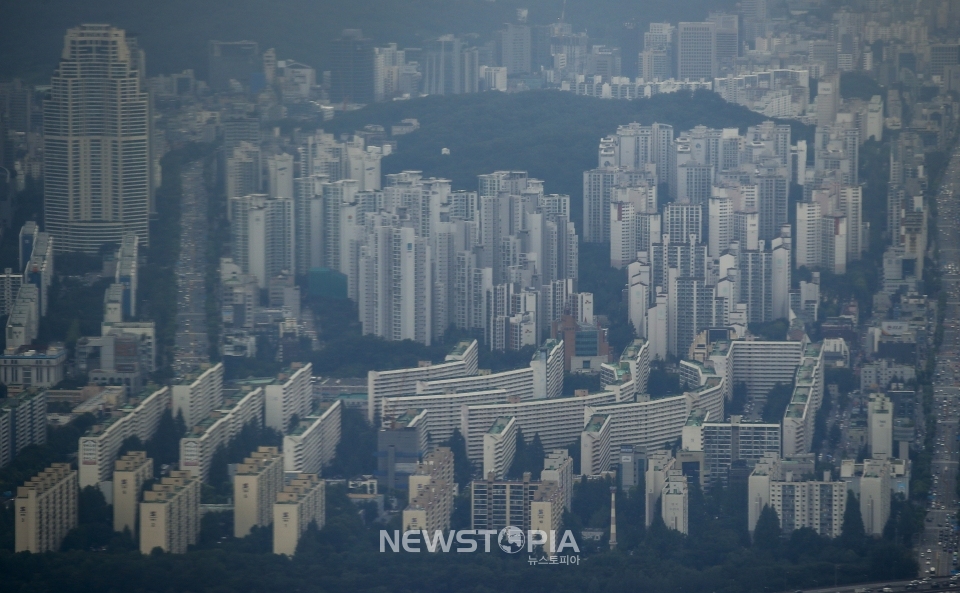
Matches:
[[924, 143, 960, 577], [173, 161, 211, 374]]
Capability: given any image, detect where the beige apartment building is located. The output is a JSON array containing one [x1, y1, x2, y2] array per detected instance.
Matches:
[[273, 474, 325, 556], [234, 446, 284, 538], [15, 463, 78, 553], [139, 470, 200, 554], [403, 447, 455, 534], [113, 451, 154, 535]]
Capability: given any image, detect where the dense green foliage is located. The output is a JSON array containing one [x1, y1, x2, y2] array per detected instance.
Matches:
[[840, 72, 886, 101], [762, 382, 795, 423], [562, 372, 602, 395], [506, 431, 545, 479], [324, 407, 377, 478], [748, 319, 789, 341], [648, 364, 682, 397], [442, 428, 474, 490], [729, 381, 749, 416]]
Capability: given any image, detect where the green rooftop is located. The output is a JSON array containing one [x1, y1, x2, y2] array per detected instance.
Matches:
[[448, 340, 474, 357], [488, 416, 514, 435], [584, 414, 609, 433], [785, 403, 806, 418], [620, 339, 646, 362], [710, 340, 732, 356], [685, 408, 708, 427]]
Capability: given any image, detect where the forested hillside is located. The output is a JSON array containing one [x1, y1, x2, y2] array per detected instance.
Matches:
[[323, 90, 813, 228]]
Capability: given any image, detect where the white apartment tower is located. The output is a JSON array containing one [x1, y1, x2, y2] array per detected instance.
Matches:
[[482, 416, 518, 480], [265, 363, 313, 433], [44, 24, 152, 253], [661, 471, 689, 534]]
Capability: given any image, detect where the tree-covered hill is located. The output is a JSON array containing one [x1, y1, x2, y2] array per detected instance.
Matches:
[[323, 90, 813, 228]]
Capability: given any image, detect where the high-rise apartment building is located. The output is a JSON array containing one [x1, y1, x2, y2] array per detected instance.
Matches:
[[44, 24, 152, 252], [172, 363, 224, 429], [179, 387, 265, 482], [283, 401, 343, 475], [139, 470, 200, 554], [701, 416, 781, 485], [482, 416, 517, 480], [265, 363, 312, 433], [79, 385, 170, 488], [749, 454, 847, 538], [273, 474, 325, 556], [0, 388, 47, 468], [403, 447, 456, 534], [113, 451, 154, 536], [581, 414, 612, 476], [234, 446, 284, 538], [15, 463, 78, 553]]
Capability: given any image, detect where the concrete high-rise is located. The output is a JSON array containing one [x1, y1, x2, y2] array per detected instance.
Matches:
[[113, 451, 153, 536], [15, 463, 78, 553], [273, 474, 325, 556], [139, 470, 200, 554], [330, 30, 374, 104], [208, 40, 260, 92], [234, 447, 284, 538], [44, 24, 152, 253], [677, 22, 717, 80]]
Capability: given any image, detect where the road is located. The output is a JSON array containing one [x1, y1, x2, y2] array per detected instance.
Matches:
[[173, 161, 210, 374], [924, 143, 960, 577]]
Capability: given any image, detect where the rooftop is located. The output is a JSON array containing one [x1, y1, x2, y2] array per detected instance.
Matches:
[[447, 340, 474, 357], [710, 340, 732, 356], [620, 339, 646, 362], [0, 343, 67, 358], [584, 413, 609, 433], [384, 408, 425, 429], [534, 339, 561, 358], [685, 408, 708, 427], [488, 416, 514, 435], [174, 364, 215, 385]]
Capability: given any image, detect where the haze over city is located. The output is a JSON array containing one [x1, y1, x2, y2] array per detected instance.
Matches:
[[0, 1, 959, 592]]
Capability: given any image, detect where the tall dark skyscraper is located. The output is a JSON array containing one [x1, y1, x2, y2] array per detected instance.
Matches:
[[330, 29, 375, 105], [620, 21, 640, 79], [208, 40, 261, 92]]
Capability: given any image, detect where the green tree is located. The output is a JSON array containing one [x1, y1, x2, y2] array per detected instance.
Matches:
[[507, 430, 545, 479], [729, 381, 749, 415], [762, 382, 794, 422], [753, 505, 781, 554], [841, 490, 866, 545], [325, 407, 376, 478], [441, 428, 473, 489]]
